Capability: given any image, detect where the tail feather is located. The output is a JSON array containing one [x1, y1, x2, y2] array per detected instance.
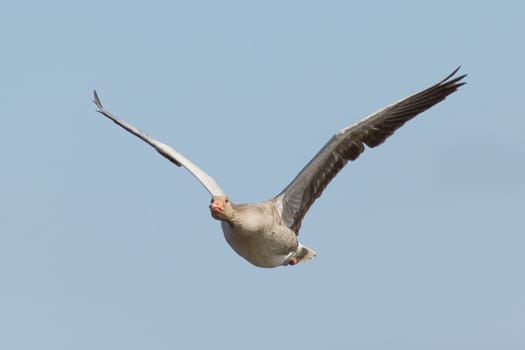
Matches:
[[294, 244, 317, 264]]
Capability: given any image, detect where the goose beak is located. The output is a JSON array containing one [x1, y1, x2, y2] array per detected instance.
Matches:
[[210, 200, 224, 214]]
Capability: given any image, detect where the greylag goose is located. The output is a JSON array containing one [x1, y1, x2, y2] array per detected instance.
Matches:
[[93, 68, 466, 268]]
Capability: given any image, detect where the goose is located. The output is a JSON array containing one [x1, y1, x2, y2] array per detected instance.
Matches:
[[93, 67, 466, 268]]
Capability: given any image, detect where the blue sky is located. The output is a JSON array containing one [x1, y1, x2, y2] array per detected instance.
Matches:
[[1, 1, 524, 349]]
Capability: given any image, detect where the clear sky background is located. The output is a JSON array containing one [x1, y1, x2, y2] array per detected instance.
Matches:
[[1, 1, 524, 349]]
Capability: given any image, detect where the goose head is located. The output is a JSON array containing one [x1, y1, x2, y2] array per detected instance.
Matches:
[[209, 196, 235, 222]]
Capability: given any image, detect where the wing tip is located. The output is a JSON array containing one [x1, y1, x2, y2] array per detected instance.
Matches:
[[92, 89, 106, 113], [441, 66, 467, 86]]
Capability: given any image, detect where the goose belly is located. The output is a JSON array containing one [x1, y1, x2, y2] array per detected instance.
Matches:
[[221, 221, 298, 268]]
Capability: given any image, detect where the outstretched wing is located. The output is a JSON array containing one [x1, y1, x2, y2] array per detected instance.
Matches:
[[274, 67, 466, 234], [93, 91, 226, 197]]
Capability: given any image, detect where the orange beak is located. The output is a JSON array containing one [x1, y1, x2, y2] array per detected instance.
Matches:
[[210, 200, 224, 214]]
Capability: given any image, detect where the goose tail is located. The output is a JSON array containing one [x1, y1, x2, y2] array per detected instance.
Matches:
[[289, 243, 317, 265]]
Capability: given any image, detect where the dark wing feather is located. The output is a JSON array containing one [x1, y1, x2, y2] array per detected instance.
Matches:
[[274, 67, 466, 234]]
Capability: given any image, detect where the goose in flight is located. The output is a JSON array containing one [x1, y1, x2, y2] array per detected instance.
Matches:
[[93, 67, 466, 268]]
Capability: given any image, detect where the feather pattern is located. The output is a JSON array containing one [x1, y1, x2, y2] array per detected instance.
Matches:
[[275, 67, 466, 233]]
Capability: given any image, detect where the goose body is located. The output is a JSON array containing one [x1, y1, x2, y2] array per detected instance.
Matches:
[[217, 201, 303, 268], [93, 68, 466, 268]]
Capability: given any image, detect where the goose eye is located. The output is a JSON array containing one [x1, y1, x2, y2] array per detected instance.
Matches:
[[225, 199, 229, 203]]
